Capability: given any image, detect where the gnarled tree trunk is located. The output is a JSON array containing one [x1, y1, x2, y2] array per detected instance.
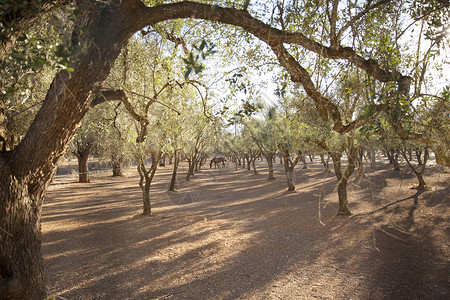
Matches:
[[280, 147, 302, 191], [138, 151, 161, 216], [73, 143, 93, 183], [401, 148, 428, 189], [318, 137, 358, 215], [1, 2, 138, 297], [0, 168, 50, 299]]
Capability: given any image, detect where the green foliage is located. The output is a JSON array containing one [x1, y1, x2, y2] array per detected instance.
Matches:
[[410, 0, 450, 45], [183, 39, 216, 78]]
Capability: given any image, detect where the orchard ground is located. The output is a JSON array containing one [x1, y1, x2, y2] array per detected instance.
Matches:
[[42, 157, 449, 299]]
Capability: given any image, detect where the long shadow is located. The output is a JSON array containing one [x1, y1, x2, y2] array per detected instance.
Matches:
[[42, 160, 449, 299], [359, 184, 449, 299], [43, 161, 338, 298]]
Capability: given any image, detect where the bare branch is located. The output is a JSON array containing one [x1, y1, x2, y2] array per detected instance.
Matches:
[[267, 41, 385, 134], [139, 2, 407, 84]]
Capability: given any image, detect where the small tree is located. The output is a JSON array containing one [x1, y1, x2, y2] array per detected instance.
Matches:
[[183, 117, 211, 181], [317, 134, 360, 215], [400, 143, 429, 189], [70, 105, 111, 183], [241, 126, 260, 174], [248, 109, 280, 180]]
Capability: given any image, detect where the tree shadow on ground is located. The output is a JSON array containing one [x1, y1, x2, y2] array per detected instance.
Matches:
[[42, 160, 450, 299]]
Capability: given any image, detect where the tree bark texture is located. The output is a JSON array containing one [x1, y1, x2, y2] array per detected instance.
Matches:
[[335, 141, 358, 215], [285, 169, 295, 191], [141, 181, 152, 216], [1, 2, 141, 298], [0, 156, 55, 299]]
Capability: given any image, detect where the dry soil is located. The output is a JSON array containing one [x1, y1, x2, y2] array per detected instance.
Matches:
[[42, 158, 450, 299]]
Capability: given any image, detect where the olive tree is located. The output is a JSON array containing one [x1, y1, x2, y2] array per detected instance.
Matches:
[[1, 1, 449, 298]]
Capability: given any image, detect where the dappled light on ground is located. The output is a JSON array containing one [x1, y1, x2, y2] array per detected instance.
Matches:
[[42, 159, 449, 299]]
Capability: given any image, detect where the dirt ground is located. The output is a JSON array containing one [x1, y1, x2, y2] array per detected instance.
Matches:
[[42, 157, 450, 300]]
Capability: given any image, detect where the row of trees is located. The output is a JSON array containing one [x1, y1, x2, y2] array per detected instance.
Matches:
[[0, 0, 449, 298], [223, 95, 438, 216], [69, 32, 224, 214]]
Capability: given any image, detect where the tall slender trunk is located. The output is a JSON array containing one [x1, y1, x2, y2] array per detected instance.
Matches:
[[334, 143, 357, 215], [192, 156, 197, 174], [266, 153, 275, 180], [138, 159, 151, 216], [194, 154, 200, 171], [186, 154, 197, 181], [356, 147, 364, 177], [168, 150, 179, 191], [336, 161, 355, 215], [251, 158, 257, 174], [185, 158, 192, 181]]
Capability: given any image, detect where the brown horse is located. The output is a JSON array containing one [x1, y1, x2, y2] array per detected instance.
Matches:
[[210, 157, 225, 168]]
